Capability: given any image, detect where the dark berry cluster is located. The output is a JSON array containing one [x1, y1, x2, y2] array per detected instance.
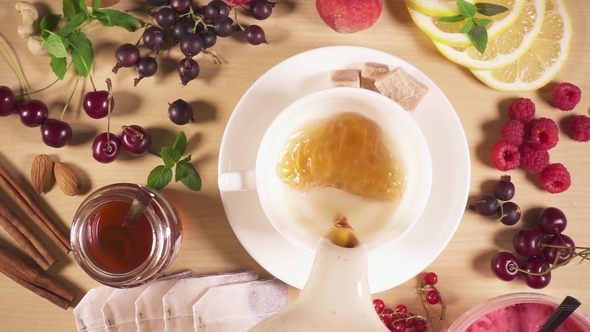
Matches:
[[0, 85, 73, 148], [469, 175, 521, 226], [490, 206, 589, 289], [113, 0, 277, 86], [373, 272, 445, 332]]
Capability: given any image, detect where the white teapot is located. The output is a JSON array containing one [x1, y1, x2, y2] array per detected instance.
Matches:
[[248, 217, 389, 331]]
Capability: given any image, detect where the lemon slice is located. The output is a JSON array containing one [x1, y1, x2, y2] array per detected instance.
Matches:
[[407, 0, 527, 48], [405, 0, 476, 16], [433, 0, 545, 70], [471, 0, 572, 91]]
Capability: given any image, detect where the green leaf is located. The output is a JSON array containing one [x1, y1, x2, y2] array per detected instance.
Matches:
[[467, 24, 488, 54], [40, 14, 62, 39], [92, 0, 101, 11], [176, 162, 202, 191], [68, 31, 94, 77], [49, 55, 68, 80], [457, 0, 477, 19], [438, 14, 466, 23], [459, 19, 474, 34], [42, 34, 68, 58], [147, 165, 173, 190], [62, 0, 81, 21], [473, 18, 491, 27], [57, 12, 87, 38], [161, 147, 182, 168], [475, 3, 509, 16], [93, 9, 143, 32], [172, 131, 187, 155]]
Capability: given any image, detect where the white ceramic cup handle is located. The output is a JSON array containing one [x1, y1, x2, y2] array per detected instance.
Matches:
[[218, 170, 257, 192]]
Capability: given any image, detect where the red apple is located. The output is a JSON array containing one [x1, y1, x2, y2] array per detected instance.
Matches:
[[316, 0, 384, 34]]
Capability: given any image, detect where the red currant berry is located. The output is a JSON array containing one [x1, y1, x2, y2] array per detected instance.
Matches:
[[423, 272, 438, 286], [425, 290, 441, 305], [394, 304, 408, 314], [390, 321, 406, 332], [373, 299, 385, 314], [414, 319, 428, 332], [381, 308, 394, 324], [405, 317, 416, 328]]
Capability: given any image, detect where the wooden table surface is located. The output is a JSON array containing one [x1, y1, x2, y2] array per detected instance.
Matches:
[[1, 0, 589, 330]]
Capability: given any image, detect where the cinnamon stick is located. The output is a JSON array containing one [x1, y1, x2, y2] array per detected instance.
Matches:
[[0, 242, 75, 310], [0, 200, 56, 270], [0, 161, 70, 253]]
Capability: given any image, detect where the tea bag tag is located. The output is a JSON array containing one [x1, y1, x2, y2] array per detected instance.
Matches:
[[74, 286, 116, 332]]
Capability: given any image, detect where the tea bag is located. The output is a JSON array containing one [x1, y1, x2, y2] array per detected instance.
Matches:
[[74, 286, 116, 332], [163, 271, 259, 332], [193, 278, 288, 332], [101, 284, 150, 332], [135, 278, 183, 332]]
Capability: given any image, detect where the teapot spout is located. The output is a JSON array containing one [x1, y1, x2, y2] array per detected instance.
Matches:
[[247, 216, 389, 332]]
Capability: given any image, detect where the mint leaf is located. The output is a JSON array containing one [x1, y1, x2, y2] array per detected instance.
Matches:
[[92, 0, 101, 11], [176, 162, 202, 191], [49, 55, 68, 79], [93, 9, 143, 32], [468, 24, 488, 54], [459, 20, 474, 34], [161, 147, 182, 168], [147, 165, 173, 190], [40, 14, 61, 39], [473, 18, 491, 27], [57, 12, 87, 37], [68, 31, 93, 76], [457, 0, 477, 18], [171, 131, 187, 155], [438, 14, 466, 23], [475, 3, 509, 16], [43, 34, 68, 58], [63, 0, 82, 21]]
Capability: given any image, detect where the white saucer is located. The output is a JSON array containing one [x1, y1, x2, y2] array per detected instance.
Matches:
[[218, 46, 470, 293]]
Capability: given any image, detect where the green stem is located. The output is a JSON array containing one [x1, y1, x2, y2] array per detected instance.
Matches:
[[17, 62, 74, 97], [0, 38, 31, 100], [60, 75, 79, 120]]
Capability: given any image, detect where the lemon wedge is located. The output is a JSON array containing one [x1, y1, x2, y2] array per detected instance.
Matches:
[[433, 0, 545, 70], [405, 0, 476, 16], [407, 0, 527, 48], [471, 0, 572, 91]]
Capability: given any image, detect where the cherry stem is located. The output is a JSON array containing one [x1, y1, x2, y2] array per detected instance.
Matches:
[[417, 282, 445, 331], [60, 75, 80, 120], [89, 73, 97, 92], [106, 78, 113, 143], [0, 37, 31, 100]]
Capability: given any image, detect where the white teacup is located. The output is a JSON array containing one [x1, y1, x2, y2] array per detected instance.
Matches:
[[218, 87, 432, 254]]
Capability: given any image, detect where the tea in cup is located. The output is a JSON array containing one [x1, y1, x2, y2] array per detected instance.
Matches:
[[218, 87, 431, 254]]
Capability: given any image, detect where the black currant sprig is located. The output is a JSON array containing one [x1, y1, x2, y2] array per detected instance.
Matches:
[[468, 175, 522, 226]]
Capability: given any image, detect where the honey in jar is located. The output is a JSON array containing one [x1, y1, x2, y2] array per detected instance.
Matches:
[[277, 112, 405, 202]]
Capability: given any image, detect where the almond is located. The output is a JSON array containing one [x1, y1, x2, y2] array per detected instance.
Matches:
[[54, 162, 80, 196], [31, 154, 53, 194]]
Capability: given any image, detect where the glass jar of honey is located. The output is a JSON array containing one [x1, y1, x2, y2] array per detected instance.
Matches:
[[70, 183, 182, 288]]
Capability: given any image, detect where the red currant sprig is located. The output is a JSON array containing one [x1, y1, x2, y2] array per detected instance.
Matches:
[[373, 272, 446, 332]]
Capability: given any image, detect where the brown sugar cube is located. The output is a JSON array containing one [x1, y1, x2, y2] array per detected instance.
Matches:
[[330, 69, 360, 87], [374, 67, 415, 103], [398, 73, 429, 111], [361, 62, 390, 92]]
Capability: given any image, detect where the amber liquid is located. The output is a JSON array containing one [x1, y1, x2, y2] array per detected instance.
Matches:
[[86, 201, 154, 274], [277, 112, 405, 202]]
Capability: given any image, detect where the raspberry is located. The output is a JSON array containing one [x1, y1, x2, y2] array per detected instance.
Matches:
[[540, 163, 571, 194], [508, 98, 535, 123], [501, 120, 525, 145], [570, 115, 590, 142], [519, 143, 550, 174], [491, 141, 520, 171], [529, 117, 559, 150], [552, 82, 581, 111]]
